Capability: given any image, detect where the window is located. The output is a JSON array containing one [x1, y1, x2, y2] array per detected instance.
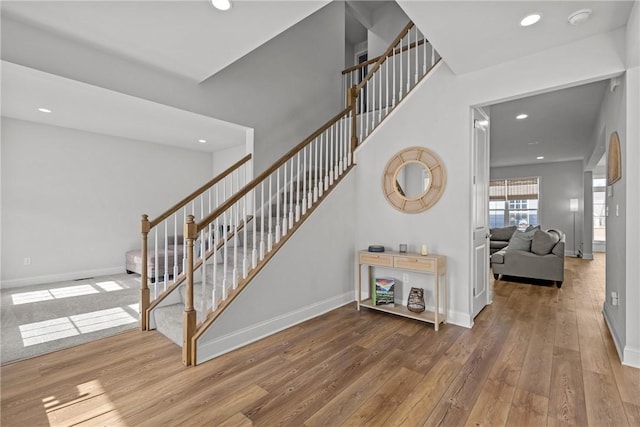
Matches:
[[593, 178, 606, 242], [490, 177, 539, 229]]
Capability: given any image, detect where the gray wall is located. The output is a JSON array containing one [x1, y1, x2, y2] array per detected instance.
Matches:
[[196, 171, 356, 363], [594, 71, 627, 356], [1, 118, 213, 287], [354, 25, 627, 328], [2, 2, 346, 174], [491, 160, 584, 255], [368, 2, 409, 58]]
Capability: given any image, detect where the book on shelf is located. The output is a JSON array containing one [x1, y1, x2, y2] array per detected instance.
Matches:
[[373, 277, 395, 306]]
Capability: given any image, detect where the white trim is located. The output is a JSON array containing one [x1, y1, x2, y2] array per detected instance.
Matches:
[[581, 252, 594, 260], [0, 266, 123, 289], [196, 291, 354, 364], [447, 309, 472, 328], [602, 304, 624, 362], [623, 345, 640, 368]]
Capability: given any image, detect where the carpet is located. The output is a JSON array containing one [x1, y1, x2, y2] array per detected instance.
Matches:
[[1, 273, 141, 365]]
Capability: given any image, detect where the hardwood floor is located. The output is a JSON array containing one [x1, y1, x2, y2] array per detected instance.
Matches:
[[2, 254, 638, 426]]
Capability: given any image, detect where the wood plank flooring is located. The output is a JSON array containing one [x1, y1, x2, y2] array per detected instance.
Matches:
[[2, 254, 639, 426]]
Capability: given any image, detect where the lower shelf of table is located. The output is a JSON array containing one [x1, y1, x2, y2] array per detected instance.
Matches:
[[358, 299, 445, 325]]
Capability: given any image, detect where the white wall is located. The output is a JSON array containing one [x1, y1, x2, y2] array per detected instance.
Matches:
[[622, 0, 640, 368], [1, 2, 345, 175], [196, 171, 356, 363], [0, 118, 213, 287], [491, 160, 584, 255], [367, 2, 409, 58], [354, 28, 627, 328]]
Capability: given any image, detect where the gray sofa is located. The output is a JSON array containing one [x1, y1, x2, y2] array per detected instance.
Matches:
[[490, 225, 517, 254], [491, 228, 565, 287]]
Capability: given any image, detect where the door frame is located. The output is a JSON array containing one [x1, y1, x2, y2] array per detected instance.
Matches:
[[470, 106, 492, 322]]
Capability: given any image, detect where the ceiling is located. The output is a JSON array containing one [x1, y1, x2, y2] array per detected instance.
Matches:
[[398, 0, 633, 168], [397, 1, 634, 75], [1, 0, 328, 152], [489, 80, 609, 168], [1, 61, 249, 152], [1, 0, 329, 82]]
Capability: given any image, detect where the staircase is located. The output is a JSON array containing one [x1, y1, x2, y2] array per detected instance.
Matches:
[[139, 20, 441, 366]]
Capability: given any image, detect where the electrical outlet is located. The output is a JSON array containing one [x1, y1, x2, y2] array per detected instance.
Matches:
[[402, 273, 409, 284], [23, 257, 31, 266], [611, 291, 619, 306]]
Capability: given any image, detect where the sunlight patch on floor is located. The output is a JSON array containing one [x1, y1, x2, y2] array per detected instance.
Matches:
[[11, 282, 135, 306], [19, 307, 138, 346]]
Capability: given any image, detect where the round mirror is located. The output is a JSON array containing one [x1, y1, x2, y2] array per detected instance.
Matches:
[[393, 161, 432, 200], [382, 146, 446, 213]]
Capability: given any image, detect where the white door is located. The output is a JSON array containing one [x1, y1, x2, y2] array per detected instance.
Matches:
[[471, 108, 490, 319]]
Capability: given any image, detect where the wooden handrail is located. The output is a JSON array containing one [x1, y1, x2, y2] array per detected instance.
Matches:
[[148, 153, 252, 228], [341, 38, 427, 75], [355, 21, 414, 93], [196, 107, 351, 232]]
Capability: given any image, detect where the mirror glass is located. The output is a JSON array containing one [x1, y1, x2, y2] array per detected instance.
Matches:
[[394, 161, 432, 199]]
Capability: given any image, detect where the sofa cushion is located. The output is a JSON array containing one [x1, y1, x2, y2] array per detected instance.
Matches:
[[490, 225, 517, 241], [507, 229, 536, 252], [531, 229, 560, 255]]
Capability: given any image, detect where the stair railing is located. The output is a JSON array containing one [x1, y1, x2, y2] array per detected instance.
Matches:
[[139, 154, 252, 330], [181, 107, 354, 365], [343, 21, 441, 146]]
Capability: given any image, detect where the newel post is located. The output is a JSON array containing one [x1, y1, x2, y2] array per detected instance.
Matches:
[[183, 215, 197, 366], [140, 214, 150, 331], [348, 85, 358, 154]]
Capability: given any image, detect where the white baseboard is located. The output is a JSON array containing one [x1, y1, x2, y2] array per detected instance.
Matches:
[[582, 253, 594, 260], [623, 345, 640, 368], [447, 309, 472, 328], [196, 291, 355, 364], [0, 267, 124, 289], [602, 304, 625, 363]]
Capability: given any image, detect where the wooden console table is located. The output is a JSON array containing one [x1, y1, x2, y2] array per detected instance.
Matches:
[[356, 250, 447, 330]]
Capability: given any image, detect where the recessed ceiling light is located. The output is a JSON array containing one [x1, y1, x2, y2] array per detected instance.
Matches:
[[37, 107, 52, 113], [537, 156, 545, 160], [528, 141, 539, 145], [477, 120, 489, 126], [520, 13, 542, 27], [568, 9, 592, 26], [211, 0, 231, 11], [516, 114, 528, 120], [198, 139, 207, 144]]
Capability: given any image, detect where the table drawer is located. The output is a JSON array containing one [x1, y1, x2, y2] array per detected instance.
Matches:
[[359, 252, 394, 267], [394, 256, 435, 272]]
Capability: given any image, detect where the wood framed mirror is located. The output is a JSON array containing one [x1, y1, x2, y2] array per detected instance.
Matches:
[[382, 146, 446, 213]]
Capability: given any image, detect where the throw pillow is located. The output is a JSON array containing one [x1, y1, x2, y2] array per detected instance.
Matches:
[[531, 229, 560, 255], [490, 225, 517, 241], [507, 229, 536, 252], [525, 224, 541, 232]]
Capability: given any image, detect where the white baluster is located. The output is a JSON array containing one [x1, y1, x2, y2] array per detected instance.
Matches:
[[200, 228, 206, 312], [385, 57, 390, 115], [173, 215, 179, 278], [399, 37, 404, 101], [323, 132, 329, 192], [275, 169, 281, 243], [260, 182, 265, 260], [431, 44, 435, 67], [308, 144, 314, 209], [296, 152, 301, 221], [268, 175, 273, 251], [222, 210, 228, 300], [415, 27, 419, 86], [154, 228, 159, 294], [423, 30, 427, 74], [314, 137, 319, 203], [329, 125, 334, 185], [213, 190, 219, 310], [338, 118, 344, 175], [252, 188, 257, 268], [378, 65, 382, 123], [406, 33, 411, 93], [393, 44, 397, 107], [359, 86, 364, 142], [282, 162, 288, 236], [233, 203, 239, 289], [288, 158, 294, 229], [318, 135, 324, 198], [302, 145, 308, 215], [208, 188, 213, 252], [365, 81, 370, 138], [182, 206, 187, 274], [242, 202, 248, 279], [347, 111, 353, 167], [371, 74, 376, 131]]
